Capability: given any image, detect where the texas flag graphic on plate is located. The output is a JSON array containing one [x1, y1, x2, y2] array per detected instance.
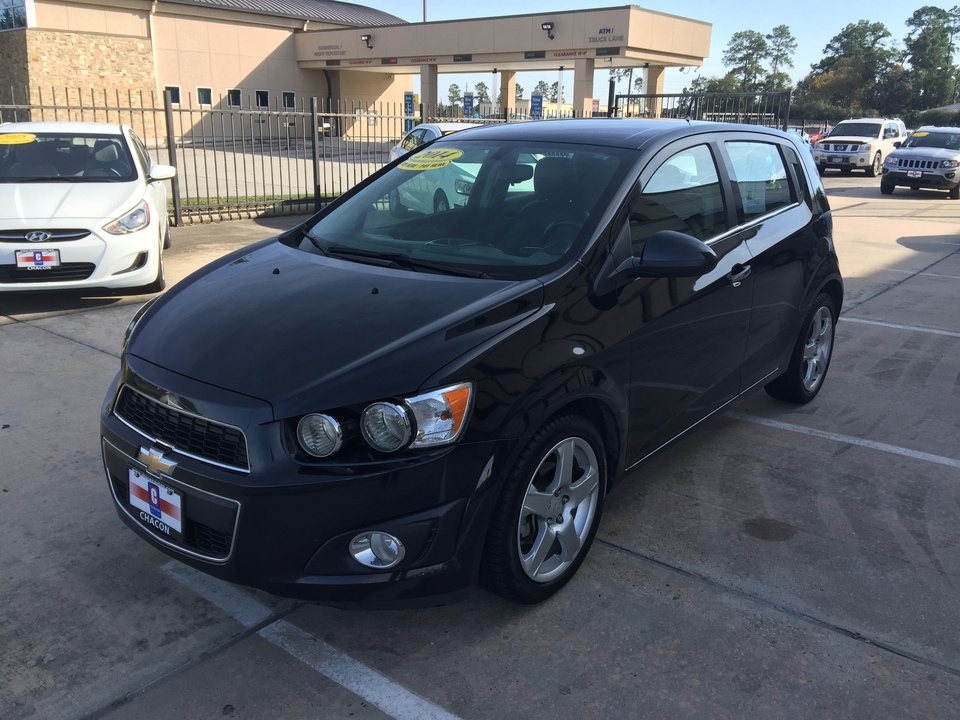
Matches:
[[128, 469, 182, 534]]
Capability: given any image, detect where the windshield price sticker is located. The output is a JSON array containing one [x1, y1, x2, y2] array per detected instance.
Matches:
[[912, 131, 929, 137], [0, 133, 37, 145], [399, 148, 463, 171]]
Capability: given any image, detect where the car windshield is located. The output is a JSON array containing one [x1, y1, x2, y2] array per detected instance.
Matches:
[[901, 130, 960, 150], [296, 138, 629, 281], [0, 132, 137, 182], [828, 123, 882, 139]]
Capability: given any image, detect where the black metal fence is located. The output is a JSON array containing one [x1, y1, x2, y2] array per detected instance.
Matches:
[[613, 91, 792, 130], [1, 87, 793, 223]]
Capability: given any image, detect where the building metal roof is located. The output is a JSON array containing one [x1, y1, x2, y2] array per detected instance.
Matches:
[[167, 0, 405, 27]]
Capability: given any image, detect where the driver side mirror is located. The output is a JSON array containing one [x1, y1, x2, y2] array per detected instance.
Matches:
[[617, 230, 718, 279]]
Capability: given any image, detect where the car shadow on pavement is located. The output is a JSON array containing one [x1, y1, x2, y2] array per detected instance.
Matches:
[[0, 291, 133, 318]]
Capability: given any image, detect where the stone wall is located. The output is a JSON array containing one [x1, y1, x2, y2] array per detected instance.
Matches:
[[0, 29, 30, 97], [23, 29, 161, 137]]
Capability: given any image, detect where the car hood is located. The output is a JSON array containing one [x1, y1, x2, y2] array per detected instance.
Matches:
[[889, 146, 959, 161], [0, 180, 142, 223], [128, 238, 544, 417]]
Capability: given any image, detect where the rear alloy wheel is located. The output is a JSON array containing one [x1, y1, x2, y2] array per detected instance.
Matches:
[[765, 293, 836, 403], [480, 415, 606, 603], [867, 152, 881, 177], [880, 181, 895, 195]]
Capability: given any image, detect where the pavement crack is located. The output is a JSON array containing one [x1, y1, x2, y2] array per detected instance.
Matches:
[[597, 538, 960, 680]]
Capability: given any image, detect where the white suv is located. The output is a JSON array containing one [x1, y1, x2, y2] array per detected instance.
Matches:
[[813, 118, 907, 177]]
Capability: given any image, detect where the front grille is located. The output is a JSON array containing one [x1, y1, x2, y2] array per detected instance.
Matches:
[[116, 386, 249, 471], [824, 143, 850, 152], [110, 471, 236, 559], [0, 263, 96, 283], [892, 158, 938, 170], [0, 229, 91, 243]]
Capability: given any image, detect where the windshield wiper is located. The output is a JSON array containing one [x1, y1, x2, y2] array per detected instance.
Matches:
[[326, 246, 491, 278]]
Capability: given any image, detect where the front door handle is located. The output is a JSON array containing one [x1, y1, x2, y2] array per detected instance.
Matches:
[[728, 264, 751, 286]]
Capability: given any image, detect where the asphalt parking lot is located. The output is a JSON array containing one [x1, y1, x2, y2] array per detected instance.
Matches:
[[1, 172, 959, 719]]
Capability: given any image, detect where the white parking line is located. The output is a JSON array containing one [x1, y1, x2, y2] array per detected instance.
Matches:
[[162, 562, 463, 720], [727, 413, 960, 469], [840, 317, 960, 339]]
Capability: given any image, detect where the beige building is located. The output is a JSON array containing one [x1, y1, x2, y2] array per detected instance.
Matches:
[[1, 1, 710, 127]]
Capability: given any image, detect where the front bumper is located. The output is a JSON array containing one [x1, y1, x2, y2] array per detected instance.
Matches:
[[813, 151, 872, 170], [881, 167, 960, 191], [0, 221, 161, 292], [99, 367, 506, 607]]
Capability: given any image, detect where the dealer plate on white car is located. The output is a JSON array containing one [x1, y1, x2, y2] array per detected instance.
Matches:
[[128, 468, 183, 540], [16, 249, 60, 270]]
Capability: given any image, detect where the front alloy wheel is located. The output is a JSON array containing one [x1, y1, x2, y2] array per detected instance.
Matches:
[[867, 152, 881, 177], [481, 415, 606, 603]]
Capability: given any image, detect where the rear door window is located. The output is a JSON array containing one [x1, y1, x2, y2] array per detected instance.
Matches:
[[724, 141, 795, 223]]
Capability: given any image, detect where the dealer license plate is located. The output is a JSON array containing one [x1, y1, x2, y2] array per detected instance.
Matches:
[[829, 156, 844, 164], [128, 469, 183, 541], [15, 248, 60, 270], [907, 170, 923, 178]]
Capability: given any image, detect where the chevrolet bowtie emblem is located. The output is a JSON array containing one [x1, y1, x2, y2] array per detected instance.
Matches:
[[138, 447, 177, 476]]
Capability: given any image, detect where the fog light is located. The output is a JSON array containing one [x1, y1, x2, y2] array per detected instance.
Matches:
[[349, 532, 405, 569]]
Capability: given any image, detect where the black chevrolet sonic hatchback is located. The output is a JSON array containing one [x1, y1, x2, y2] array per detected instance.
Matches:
[[101, 119, 842, 607]]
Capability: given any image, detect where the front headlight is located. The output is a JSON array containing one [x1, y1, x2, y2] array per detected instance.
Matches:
[[298, 414, 343, 457], [859, 144, 872, 153], [405, 382, 473, 447], [104, 200, 150, 235], [884, 155, 899, 166], [941, 159, 959, 169], [361, 402, 412, 453]]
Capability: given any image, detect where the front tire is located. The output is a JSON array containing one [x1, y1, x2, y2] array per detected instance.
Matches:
[[867, 152, 881, 177], [949, 184, 960, 200], [765, 293, 836, 403], [480, 415, 606, 604], [880, 181, 895, 195], [433, 191, 449, 213]]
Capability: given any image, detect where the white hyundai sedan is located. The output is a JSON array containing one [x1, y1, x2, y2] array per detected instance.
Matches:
[[0, 122, 176, 294]]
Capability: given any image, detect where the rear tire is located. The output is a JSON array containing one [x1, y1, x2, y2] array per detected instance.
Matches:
[[480, 415, 606, 604], [765, 293, 836, 404]]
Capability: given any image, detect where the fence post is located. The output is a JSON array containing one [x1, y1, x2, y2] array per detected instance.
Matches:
[[311, 96, 321, 213], [163, 89, 183, 227], [782, 90, 792, 132]]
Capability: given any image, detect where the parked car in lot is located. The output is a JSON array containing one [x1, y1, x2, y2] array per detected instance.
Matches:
[[812, 117, 907, 176], [388, 122, 481, 162], [100, 119, 842, 607], [880, 126, 960, 198], [0, 122, 176, 294]]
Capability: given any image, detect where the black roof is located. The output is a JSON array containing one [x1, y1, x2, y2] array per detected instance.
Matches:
[[166, 0, 405, 26], [446, 118, 791, 150]]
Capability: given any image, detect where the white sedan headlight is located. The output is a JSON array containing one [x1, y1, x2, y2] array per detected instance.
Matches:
[[104, 200, 151, 235]]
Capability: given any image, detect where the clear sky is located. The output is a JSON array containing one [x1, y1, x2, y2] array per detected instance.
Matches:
[[348, 0, 958, 102]]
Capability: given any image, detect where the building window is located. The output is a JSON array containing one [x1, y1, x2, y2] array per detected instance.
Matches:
[[255, 90, 269, 109], [226, 88, 241, 108], [196, 87, 212, 106], [282, 91, 296, 110], [0, 0, 28, 31], [163, 85, 181, 104]]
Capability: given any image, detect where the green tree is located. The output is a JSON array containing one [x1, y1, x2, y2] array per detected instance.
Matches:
[[474, 82, 491, 103], [515, 83, 524, 101], [447, 83, 462, 106], [904, 6, 956, 109], [722, 30, 769, 91], [766, 25, 797, 74], [533, 80, 550, 99], [549, 81, 564, 103]]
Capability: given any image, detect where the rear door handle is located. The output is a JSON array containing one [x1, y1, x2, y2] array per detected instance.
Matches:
[[728, 264, 751, 286]]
